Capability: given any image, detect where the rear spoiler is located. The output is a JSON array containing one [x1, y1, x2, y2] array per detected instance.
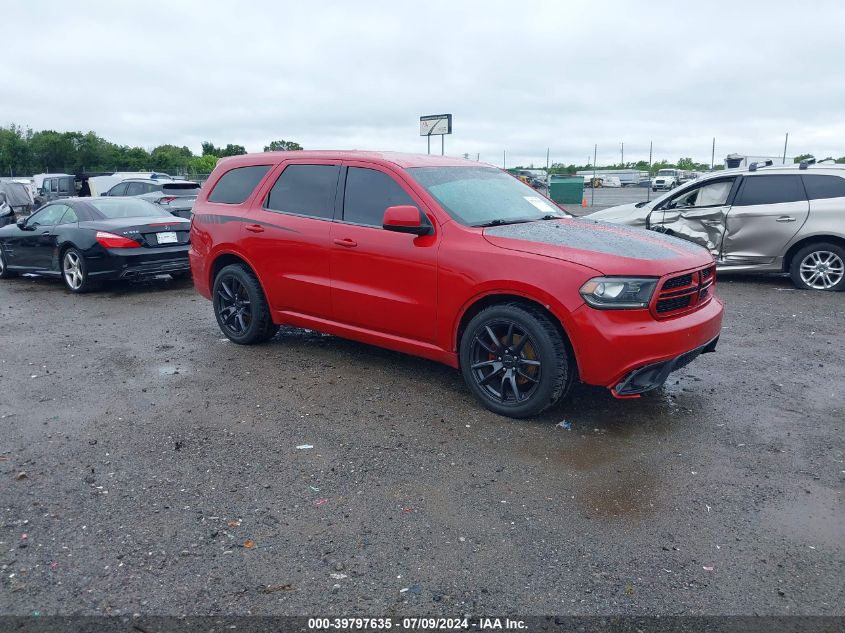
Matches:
[[161, 182, 201, 192]]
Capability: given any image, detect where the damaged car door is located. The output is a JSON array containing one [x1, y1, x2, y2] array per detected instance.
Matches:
[[720, 175, 809, 265], [648, 177, 739, 255]]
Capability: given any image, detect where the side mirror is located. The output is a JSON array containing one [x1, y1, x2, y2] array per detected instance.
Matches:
[[382, 205, 433, 236], [16, 218, 29, 230]]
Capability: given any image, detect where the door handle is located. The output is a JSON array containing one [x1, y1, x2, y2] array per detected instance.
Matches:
[[41, 230, 51, 235], [776, 216, 796, 223], [333, 238, 358, 247], [244, 224, 264, 233]]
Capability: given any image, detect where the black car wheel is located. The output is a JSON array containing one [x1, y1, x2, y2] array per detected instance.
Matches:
[[213, 264, 279, 344], [62, 247, 97, 293], [790, 242, 845, 291], [0, 246, 17, 279], [460, 303, 573, 418]]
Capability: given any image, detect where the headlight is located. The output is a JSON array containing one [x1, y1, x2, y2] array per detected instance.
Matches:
[[579, 276, 658, 309]]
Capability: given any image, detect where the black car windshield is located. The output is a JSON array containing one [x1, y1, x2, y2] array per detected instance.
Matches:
[[407, 166, 568, 226], [87, 198, 171, 219]]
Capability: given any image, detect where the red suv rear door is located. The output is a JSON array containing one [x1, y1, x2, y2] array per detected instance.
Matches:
[[329, 162, 439, 343], [244, 160, 341, 319]]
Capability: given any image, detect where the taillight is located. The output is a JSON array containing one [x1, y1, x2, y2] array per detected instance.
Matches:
[[158, 196, 177, 204], [95, 231, 140, 249]]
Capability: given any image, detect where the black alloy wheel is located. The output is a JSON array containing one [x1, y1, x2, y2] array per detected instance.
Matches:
[[460, 303, 572, 418], [213, 264, 279, 344], [469, 320, 543, 404]]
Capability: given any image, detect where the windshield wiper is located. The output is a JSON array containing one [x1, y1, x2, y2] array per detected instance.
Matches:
[[475, 218, 532, 228]]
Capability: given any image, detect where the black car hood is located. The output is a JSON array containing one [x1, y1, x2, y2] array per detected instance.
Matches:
[[483, 218, 714, 274]]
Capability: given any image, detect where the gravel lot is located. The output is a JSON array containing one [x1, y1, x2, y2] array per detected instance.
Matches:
[[567, 186, 657, 215], [0, 270, 842, 617]]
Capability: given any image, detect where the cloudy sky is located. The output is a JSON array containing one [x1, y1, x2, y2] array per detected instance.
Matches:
[[5, 0, 844, 167]]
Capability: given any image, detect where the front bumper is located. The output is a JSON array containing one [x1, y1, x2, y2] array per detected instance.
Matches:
[[612, 335, 719, 397], [567, 295, 723, 392]]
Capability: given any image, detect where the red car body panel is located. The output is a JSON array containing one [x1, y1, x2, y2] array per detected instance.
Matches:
[[190, 151, 724, 394]]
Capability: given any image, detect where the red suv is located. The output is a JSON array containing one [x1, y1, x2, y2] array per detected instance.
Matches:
[[189, 152, 723, 418]]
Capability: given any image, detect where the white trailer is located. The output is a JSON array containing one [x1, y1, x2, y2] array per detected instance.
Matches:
[[575, 169, 644, 187]]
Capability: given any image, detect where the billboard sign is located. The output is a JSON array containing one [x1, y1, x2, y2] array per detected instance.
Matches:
[[420, 114, 452, 136]]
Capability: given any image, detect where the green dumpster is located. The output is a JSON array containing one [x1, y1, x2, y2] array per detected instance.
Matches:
[[549, 176, 584, 205]]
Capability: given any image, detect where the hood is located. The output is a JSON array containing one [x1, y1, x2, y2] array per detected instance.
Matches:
[[585, 202, 653, 225], [483, 218, 713, 276]]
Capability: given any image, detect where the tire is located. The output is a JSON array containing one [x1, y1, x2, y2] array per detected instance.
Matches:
[[789, 242, 845, 292], [212, 263, 279, 344], [652, 187, 657, 192], [0, 246, 17, 279], [459, 303, 573, 418], [62, 247, 98, 293]]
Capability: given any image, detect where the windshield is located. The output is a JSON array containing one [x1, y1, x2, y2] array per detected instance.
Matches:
[[657, 169, 675, 176], [407, 166, 567, 226], [87, 198, 171, 219]]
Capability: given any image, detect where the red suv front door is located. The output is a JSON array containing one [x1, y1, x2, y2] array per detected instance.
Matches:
[[329, 163, 438, 343], [244, 161, 341, 319]]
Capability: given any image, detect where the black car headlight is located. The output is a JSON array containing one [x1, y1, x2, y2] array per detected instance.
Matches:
[[579, 277, 658, 309]]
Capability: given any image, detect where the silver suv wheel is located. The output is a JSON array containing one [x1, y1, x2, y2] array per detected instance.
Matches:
[[799, 250, 844, 290]]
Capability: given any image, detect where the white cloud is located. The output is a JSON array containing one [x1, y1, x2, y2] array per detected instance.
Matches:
[[4, 0, 844, 167]]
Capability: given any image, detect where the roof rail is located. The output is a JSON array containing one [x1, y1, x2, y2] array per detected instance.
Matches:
[[748, 160, 773, 172], [799, 157, 816, 170]]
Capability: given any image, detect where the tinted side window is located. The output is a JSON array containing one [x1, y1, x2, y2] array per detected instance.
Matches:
[[802, 175, 845, 200], [343, 167, 415, 226], [208, 165, 271, 204], [58, 208, 79, 224], [265, 165, 340, 219], [735, 175, 805, 206], [30, 204, 68, 226], [126, 182, 146, 196], [58, 177, 72, 193], [108, 183, 127, 196]]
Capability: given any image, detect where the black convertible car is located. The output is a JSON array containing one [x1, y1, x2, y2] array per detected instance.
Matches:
[[0, 197, 190, 293]]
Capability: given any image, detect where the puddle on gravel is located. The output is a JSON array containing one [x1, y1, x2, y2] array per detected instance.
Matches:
[[760, 485, 843, 548], [510, 384, 706, 518]]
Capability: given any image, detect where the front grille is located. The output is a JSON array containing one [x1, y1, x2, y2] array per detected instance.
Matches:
[[657, 295, 692, 313], [663, 273, 692, 290], [653, 265, 715, 318]]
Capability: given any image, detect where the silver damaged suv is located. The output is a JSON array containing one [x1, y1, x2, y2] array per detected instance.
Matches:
[[587, 161, 845, 291]]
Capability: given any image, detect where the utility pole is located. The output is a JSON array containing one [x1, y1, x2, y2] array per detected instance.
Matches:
[[783, 132, 789, 164], [591, 144, 597, 208], [620, 141, 624, 167], [647, 141, 653, 202], [546, 147, 550, 189], [711, 137, 715, 170], [503, 150, 506, 170]]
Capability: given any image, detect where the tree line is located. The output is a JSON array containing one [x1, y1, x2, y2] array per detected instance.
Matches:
[[0, 124, 302, 177]]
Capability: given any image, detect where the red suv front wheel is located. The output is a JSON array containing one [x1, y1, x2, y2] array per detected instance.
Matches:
[[460, 303, 573, 418]]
